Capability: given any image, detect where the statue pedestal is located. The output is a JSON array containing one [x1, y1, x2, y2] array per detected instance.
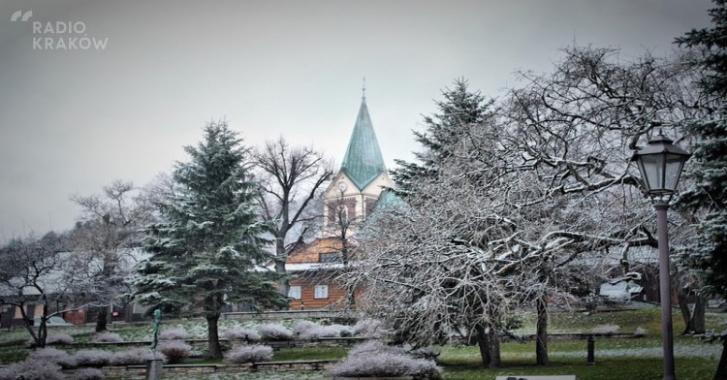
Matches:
[[146, 358, 163, 380]]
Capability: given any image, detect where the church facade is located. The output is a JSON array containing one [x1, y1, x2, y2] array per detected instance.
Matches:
[[285, 95, 394, 310]]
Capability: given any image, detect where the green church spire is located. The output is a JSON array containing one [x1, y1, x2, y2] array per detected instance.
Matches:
[[341, 96, 387, 190]]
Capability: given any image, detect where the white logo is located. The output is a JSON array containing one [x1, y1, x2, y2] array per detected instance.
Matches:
[[10, 10, 33, 22], [10, 9, 109, 51]]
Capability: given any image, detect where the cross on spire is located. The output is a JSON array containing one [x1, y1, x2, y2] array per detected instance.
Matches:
[[362, 76, 366, 101]]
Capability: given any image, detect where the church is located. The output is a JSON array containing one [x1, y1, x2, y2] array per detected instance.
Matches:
[[285, 93, 395, 310]]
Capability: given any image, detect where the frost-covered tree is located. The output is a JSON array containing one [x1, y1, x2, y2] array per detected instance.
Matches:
[[355, 46, 704, 368], [391, 79, 495, 195], [134, 121, 285, 359], [69, 180, 151, 332], [676, 1, 727, 377]]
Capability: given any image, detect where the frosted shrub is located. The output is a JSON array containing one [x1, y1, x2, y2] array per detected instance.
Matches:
[[293, 320, 353, 339], [352, 319, 386, 338], [292, 320, 317, 336], [110, 348, 163, 365], [47, 333, 74, 345], [309, 324, 352, 339], [0, 360, 65, 380], [591, 324, 620, 335], [257, 323, 293, 341], [633, 326, 648, 337], [222, 326, 261, 342], [225, 345, 274, 363], [73, 349, 113, 367], [91, 332, 124, 343], [158, 340, 191, 364], [28, 347, 77, 368], [73, 367, 105, 380], [330, 342, 441, 379], [159, 327, 188, 340]]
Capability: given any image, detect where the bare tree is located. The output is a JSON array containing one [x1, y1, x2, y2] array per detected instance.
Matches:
[[69, 180, 150, 331], [253, 137, 333, 296], [0, 233, 71, 347]]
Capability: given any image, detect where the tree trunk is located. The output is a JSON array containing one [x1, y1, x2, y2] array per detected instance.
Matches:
[[536, 296, 549, 365], [678, 289, 707, 335], [95, 306, 109, 332], [677, 287, 692, 334], [206, 314, 223, 359], [38, 300, 48, 347], [487, 325, 501, 368], [692, 294, 706, 334], [275, 258, 289, 299], [475, 324, 491, 367], [715, 337, 727, 380]]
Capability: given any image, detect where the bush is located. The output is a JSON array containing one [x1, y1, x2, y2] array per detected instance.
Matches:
[[257, 323, 293, 341], [73, 350, 113, 367], [110, 348, 164, 365], [293, 320, 352, 339], [91, 332, 124, 343], [47, 333, 74, 345], [222, 326, 261, 342], [28, 347, 77, 368], [73, 367, 105, 380], [0, 360, 65, 380], [330, 341, 441, 379], [352, 319, 386, 337], [224, 345, 273, 363], [410, 346, 441, 361], [158, 340, 191, 364], [292, 320, 317, 336], [591, 324, 620, 335], [159, 327, 188, 340]]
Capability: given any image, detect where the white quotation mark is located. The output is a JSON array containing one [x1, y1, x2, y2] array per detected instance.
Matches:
[[10, 10, 33, 22]]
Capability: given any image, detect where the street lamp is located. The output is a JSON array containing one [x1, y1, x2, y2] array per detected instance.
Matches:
[[631, 130, 691, 380]]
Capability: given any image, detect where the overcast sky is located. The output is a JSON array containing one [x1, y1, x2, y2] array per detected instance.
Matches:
[[0, 0, 712, 240]]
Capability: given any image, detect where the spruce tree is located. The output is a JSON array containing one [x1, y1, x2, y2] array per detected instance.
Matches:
[[676, 1, 727, 378], [391, 79, 494, 194], [134, 121, 285, 359]]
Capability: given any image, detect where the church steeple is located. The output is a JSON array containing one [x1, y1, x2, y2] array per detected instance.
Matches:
[[340, 95, 387, 191]]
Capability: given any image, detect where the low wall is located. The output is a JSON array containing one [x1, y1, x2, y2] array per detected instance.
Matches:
[[63, 360, 337, 380]]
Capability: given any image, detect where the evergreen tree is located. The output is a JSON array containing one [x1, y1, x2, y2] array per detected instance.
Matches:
[[391, 79, 494, 194], [134, 121, 285, 359], [676, 1, 727, 378]]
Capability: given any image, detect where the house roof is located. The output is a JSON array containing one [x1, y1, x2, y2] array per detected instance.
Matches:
[[287, 237, 343, 264], [341, 97, 387, 190]]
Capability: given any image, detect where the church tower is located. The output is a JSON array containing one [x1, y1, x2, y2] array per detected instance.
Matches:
[[323, 94, 394, 233], [285, 90, 394, 310]]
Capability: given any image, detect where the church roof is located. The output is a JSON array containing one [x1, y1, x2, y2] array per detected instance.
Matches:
[[341, 98, 387, 190], [375, 189, 406, 210]]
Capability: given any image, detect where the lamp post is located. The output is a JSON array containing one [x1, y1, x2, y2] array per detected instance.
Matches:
[[631, 131, 691, 380]]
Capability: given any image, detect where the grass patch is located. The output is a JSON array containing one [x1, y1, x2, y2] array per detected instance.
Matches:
[[0, 345, 27, 364], [516, 307, 727, 335], [441, 357, 717, 380], [274, 347, 347, 361]]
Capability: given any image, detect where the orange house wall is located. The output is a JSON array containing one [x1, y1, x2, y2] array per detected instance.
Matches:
[[288, 278, 347, 310]]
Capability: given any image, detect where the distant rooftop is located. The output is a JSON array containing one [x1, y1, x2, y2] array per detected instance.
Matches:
[[341, 97, 387, 190]]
